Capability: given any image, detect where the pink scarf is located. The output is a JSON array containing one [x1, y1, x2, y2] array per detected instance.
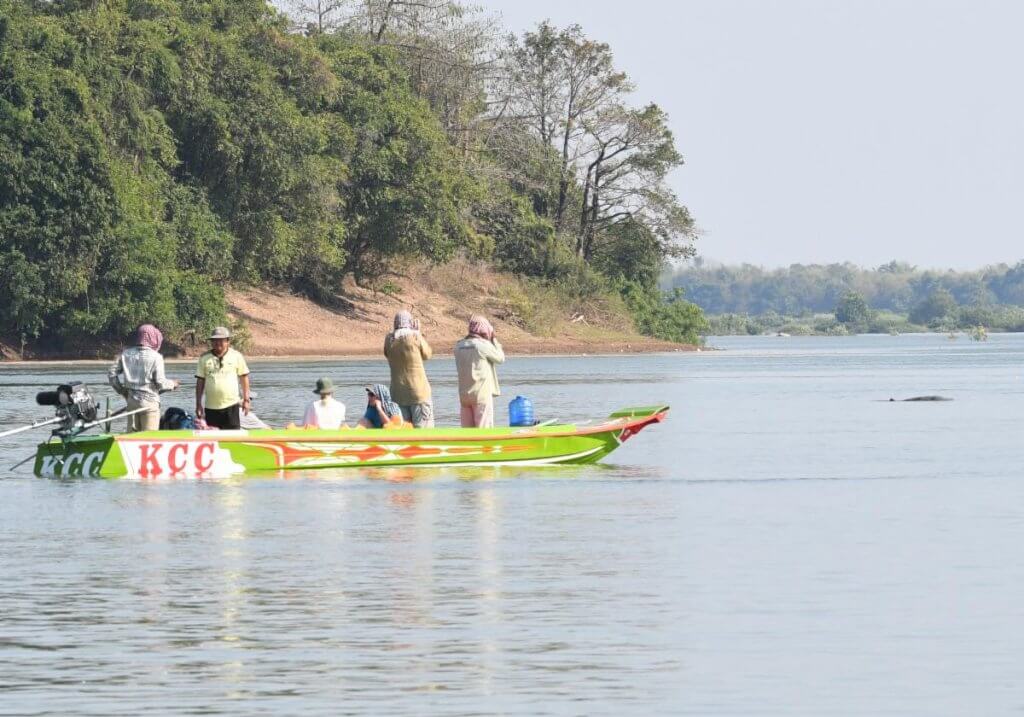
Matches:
[[134, 324, 163, 351], [467, 315, 494, 341]]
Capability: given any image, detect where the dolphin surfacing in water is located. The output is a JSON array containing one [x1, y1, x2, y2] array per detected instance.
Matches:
[[888, 395, 954, 402]]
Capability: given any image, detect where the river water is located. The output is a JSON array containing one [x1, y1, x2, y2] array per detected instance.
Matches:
[[1, 334, 1022, 715]]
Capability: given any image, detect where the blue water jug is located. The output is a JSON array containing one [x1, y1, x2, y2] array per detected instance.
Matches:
[[509, 396, 534, 427]]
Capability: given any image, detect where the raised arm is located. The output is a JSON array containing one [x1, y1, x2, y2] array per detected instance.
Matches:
[[480, 339, 505, 364]]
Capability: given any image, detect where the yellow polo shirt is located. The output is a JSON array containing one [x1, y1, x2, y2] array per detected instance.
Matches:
[[196, 347, 249, 410]]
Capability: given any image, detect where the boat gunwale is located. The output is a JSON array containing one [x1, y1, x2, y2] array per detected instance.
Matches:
[[67, 408, 669, 445]]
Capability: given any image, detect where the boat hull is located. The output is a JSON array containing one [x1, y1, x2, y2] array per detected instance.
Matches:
[[34, 405, 668, 479]]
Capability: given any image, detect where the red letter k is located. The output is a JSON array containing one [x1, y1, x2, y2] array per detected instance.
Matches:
[[139, 444, 163, 478]]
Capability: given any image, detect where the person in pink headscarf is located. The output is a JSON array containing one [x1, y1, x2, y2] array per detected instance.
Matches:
[[107, 323, 180, 432], [454, 314, 505, 428]]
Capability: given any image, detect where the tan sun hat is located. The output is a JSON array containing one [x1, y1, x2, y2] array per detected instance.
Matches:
[[208, 326, 231, 340]]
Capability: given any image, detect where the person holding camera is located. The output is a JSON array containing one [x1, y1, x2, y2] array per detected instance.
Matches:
[[384, 310, 434, 428], [454, 315, 505, 428]]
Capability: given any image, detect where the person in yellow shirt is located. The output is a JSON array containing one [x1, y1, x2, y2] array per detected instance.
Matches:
[[195, 326, 251, 430]]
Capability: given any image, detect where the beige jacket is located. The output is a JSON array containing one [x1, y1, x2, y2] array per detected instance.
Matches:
[[384, 332, 433, 405], [454, 337, 505, 405]]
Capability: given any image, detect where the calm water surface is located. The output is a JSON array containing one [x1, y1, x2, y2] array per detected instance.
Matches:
[[1, 334, 1023, 715]]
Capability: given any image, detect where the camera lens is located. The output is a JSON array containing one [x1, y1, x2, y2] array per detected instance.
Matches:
[[36, 391, 61, 406]]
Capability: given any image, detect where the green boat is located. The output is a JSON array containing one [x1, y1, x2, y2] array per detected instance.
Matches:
[[33, 405, 669, 479]]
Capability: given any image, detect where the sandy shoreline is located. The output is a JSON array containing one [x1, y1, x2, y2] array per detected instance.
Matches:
[[0, 345, 696, 366], [1, 264, 699, 363]]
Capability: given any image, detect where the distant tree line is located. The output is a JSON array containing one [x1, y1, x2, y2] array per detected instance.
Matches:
[[0, 0, 706, 351], [673, 261, 1024, 334], [671, 261, 1024, 314]]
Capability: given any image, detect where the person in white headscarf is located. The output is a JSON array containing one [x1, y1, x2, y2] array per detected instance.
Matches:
[[384, 310, 434, 427]]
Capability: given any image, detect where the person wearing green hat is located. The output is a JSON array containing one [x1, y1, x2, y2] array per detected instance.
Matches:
[[301, 377, 346, 429]]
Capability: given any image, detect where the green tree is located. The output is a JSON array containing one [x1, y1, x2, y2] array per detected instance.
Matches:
[[498, 22, 693, 273], [909, 288, 958, 326], [591, 217, 664, 289], [834, 291, 870, 330], [0, 0, 704, 351], [619, 284, 708, 345]]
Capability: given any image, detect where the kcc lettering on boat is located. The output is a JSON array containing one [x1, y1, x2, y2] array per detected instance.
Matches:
[[120, 441, 227, 478], [37, 449, 106, 477]]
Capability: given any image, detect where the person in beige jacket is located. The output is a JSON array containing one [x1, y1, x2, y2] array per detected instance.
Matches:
[[454, 315, 505, 428], [384, 310, 434, 427]]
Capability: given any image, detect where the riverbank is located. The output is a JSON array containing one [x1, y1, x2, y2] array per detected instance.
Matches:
[[1, 262, 693, 361], [706, 310, 1013, 337]]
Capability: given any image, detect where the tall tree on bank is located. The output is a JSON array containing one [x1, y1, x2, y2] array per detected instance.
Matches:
[[577, 102, 692, 263], [283, 0, 460, 39], [551, 25, 629, 233], [282, 0, 499, 148], [503, 22, 630, 232], [283, 0, 348, 34], [275, 9, 698, 282], [499, 21, 693, 270]]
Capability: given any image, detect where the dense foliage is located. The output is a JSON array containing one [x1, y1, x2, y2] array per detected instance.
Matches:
[[0, 0, 466, 348], [670, 261, 1024, 315], [619, 284, 708, 344], [708, 304, 1024, 336], [834, 291, 870, 331], [671, 261, 1024, 333], [0, 0, 704, 351]]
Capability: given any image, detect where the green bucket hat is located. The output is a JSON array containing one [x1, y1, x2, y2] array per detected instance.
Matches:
[[313, 377, 334, 395]]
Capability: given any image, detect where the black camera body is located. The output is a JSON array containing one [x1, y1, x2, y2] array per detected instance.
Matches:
[[36, 382, 99, 433]]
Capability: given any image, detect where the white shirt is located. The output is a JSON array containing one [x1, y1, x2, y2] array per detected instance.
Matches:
[[302, 396, 346, 429], [107, 346, 176, 405]]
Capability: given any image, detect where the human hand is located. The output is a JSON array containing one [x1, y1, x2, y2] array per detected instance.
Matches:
[[172, 379, 181, 389], [242, 398, 251, 415], [195, 405, 204, 419]]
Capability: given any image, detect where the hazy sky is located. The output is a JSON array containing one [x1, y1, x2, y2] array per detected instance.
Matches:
[[487, 0, 1024, 268]]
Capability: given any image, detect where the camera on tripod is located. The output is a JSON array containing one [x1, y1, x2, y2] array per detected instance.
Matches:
[[36, 382, 99, 433]]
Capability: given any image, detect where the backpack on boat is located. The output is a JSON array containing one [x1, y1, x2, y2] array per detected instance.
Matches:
[[160, 407, 195, 430]]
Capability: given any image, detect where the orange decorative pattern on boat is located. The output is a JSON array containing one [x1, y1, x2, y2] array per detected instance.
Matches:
[[249, 441, 533, 468]]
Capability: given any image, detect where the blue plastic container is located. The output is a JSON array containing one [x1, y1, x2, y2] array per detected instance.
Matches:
[[508, 395, 534, 427]]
